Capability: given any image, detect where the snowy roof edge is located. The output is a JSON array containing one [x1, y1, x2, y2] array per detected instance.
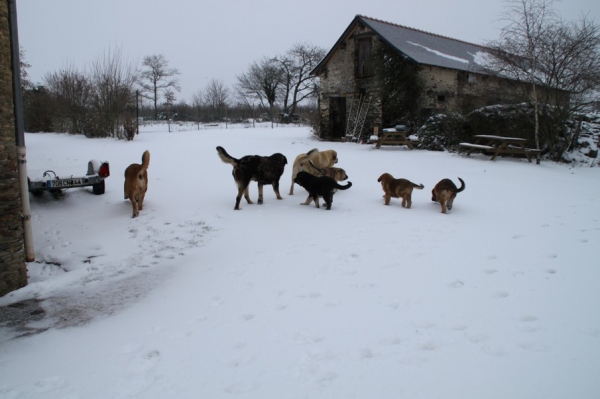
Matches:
[[311, 15, 495, 76]]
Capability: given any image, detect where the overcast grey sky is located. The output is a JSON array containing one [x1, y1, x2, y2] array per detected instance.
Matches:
[[16, 0, 600, 103]]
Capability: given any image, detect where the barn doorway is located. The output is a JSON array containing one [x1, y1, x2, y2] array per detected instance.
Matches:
[[329, 97, 346, 139]]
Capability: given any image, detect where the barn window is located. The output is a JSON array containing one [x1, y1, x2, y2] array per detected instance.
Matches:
[[438, 95, 446, 102], [357, 37, 373, 78]]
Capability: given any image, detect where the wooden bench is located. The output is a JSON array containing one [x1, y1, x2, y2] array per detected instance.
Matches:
[[459, 143, 495, 151], [374, 127, 414, 149], [509, 145, 541, 154], [459, 135, 541, 164]]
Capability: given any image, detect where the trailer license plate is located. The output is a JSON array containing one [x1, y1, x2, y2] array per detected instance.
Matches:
[[47, 178, 83, 188]]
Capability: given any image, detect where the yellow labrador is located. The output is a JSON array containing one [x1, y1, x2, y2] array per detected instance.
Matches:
[[124, 150, 150, 218]]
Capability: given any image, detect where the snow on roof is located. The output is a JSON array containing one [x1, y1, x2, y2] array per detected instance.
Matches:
[[312, 15, 495, 76], [406, 41, 470, 65], [359, 15, 492, 73]]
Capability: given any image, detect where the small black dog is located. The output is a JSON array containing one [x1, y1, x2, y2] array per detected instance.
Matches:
[[216, 146, 287, 210], [293, 171, 352, 210]]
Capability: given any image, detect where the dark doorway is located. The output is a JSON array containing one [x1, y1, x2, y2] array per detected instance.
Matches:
[[329, 97, 346, 139]]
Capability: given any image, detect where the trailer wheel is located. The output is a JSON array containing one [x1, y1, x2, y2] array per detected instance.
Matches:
[[92, 180, 105, 195], [27, 178, 44, 197]]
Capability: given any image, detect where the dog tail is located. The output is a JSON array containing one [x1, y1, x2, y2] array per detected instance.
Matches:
[[413, 183, 425, 190], [306, 148, 319, 157], [139, 150, 150, 174], [335, 181, 352, 190], [456, 177, 465, 193], [216, 146, 239, 167]]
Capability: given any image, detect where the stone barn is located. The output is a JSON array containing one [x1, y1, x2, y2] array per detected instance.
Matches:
[[311, 15, 526, 141]]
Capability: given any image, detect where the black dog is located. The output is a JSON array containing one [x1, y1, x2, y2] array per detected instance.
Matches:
[[293, 171, 352, 210], [216, 146, 287, 210]]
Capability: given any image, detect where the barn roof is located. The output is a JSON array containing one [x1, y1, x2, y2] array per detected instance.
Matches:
[[312, 15, 494, 76]]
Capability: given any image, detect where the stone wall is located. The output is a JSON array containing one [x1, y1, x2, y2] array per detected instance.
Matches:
[[317, 25, 361, 139], [317, 25, 383, 140], [420, 65, 526, 114], [0, 0, 27, 296]]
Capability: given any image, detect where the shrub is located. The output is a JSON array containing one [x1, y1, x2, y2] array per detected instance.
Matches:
[[465, 103, 536, 142], [415, 113, 467, 151]]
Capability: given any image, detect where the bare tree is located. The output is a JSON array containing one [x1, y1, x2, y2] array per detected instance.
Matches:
[[487, 0, 557, 153], [88, 46, 138, 137], [192, 89, 204, 128], [276, 43, 326, 122], [19, 46, 33, 91], [140, 54, 180, 119], [486, 0, 600, 159], [164, 89, 176, 132], [43, 65, 94, 134], [235, 57, 283, 125], [203, 79, 229, 121]]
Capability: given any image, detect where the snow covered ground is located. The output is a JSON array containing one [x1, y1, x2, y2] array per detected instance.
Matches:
[[1, 123, 599, 398]]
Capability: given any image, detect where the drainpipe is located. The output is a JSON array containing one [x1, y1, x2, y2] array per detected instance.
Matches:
[[9, 0, 35, 262]]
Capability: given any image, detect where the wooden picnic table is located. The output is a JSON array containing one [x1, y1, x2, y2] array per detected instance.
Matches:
[[459, 135, 540, 164], [374, 128, 414, 149]]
